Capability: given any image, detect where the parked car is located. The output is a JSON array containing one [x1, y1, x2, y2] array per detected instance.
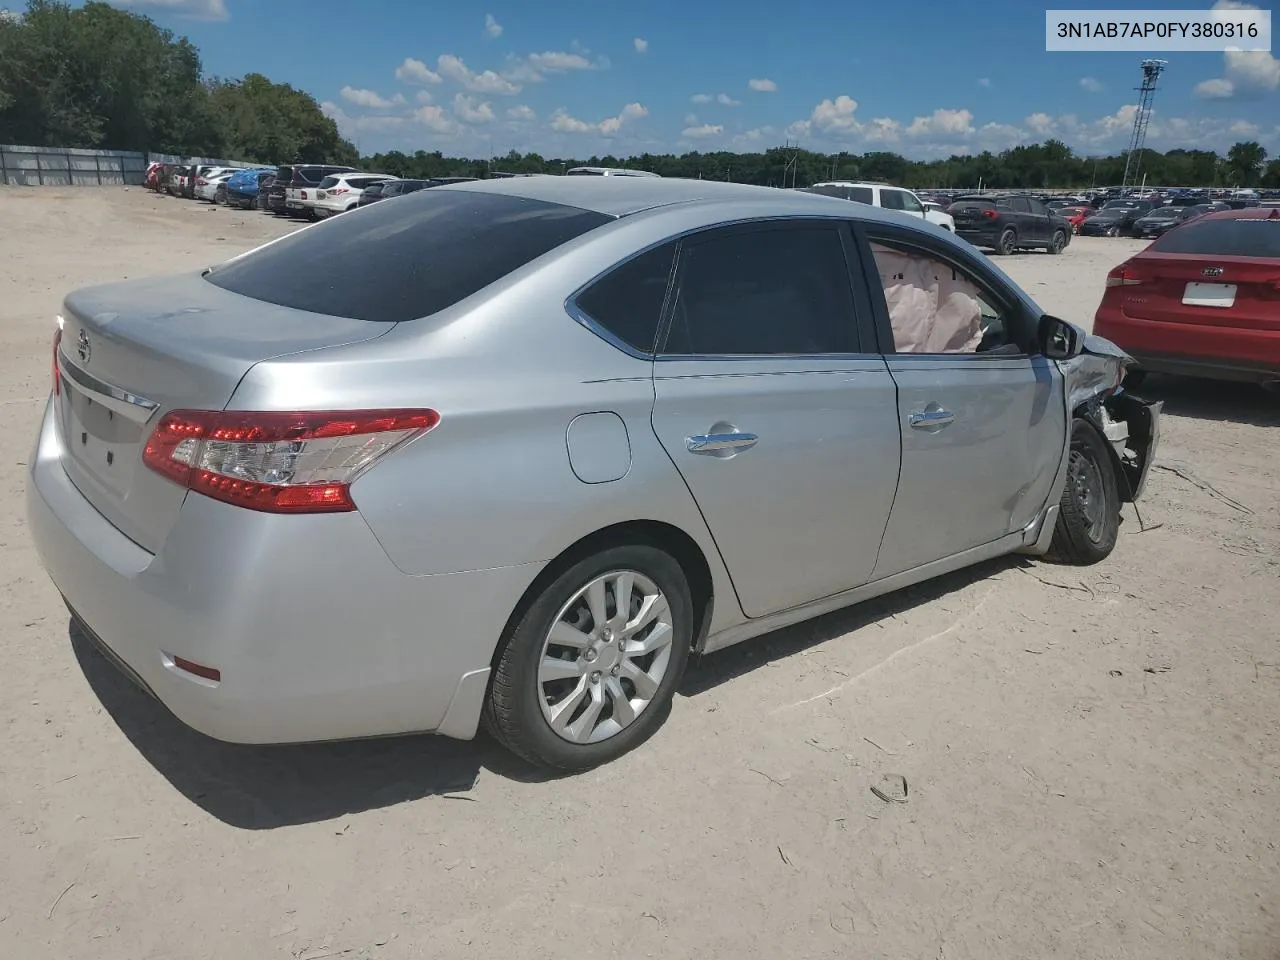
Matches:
[[802, 181, 955, 232], [356, 182, 391, 207], [1094, 207, 1280, 389], [949, 194, 1073, 254], [312, 173, 398, 218], [565, 166, 658, 177], [270, 163, 356, 218], [195, 169, 236, 203], [30, 179, 1159, 771], [144, 162, 166, 191], [1130, 204, 1210, 239], [224, 169, 275, 209], [1055, 205, 1093, 234], [259, 175, 281, 213], [1079, 200, 1154, 237]]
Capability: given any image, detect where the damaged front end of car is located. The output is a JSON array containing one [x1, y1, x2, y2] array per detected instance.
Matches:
[[1061, 333, 1162, 502]]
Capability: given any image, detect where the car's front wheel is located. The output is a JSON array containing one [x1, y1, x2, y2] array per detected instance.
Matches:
[[484, 544, 693, 771], [1046, 418, 1121, 565]]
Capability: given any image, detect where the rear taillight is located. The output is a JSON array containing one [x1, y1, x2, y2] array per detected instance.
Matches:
[[1106, 263, 1145, 287], [981, 209, 999, 220], [142, 409, 440, 514], [330, 187, 349, 195], [300, 190, 308, 199], [52, 327, 62, 396], [197, 178, 208, 186]]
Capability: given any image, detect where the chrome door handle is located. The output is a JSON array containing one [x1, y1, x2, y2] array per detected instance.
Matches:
[[687, 432, 758, 454], [908, 408, 954, 429]]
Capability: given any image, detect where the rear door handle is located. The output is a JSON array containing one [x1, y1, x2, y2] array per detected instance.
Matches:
[[908, 408, 954, 429], [687, 432, 758, 454]]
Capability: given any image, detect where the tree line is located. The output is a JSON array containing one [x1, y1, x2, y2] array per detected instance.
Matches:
[[1, 1, 1276, 189]]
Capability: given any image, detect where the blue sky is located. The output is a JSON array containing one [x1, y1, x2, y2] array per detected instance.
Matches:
[[78, 0, 1280, 158]]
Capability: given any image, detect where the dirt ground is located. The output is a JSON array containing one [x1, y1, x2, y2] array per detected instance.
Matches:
[[1, 187, 1278, 960]]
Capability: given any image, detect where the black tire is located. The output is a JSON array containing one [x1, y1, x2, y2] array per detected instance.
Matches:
[[1048, 230, 1067, 255], [995, 228, 1017, 256], [1046, 419, 1121, 565], [484, 544, 693, 772]]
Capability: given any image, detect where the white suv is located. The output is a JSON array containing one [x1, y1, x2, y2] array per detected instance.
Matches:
[[805, 181, 956, 232], [312, 173, 398, 217]]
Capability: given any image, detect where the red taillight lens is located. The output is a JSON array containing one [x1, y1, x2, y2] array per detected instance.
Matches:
[[52, 328, 62, 396], [331, 187, 348, 195], [197, 178, 208, 186], [142, 409, 440, 514], [300, 190, 309, 199], [981, 209, 999, 220], [1106, 263, 1145, 287], [172, 656, 221, 682]]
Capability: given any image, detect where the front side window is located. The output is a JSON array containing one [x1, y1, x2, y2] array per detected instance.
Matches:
[[868, 240, 1015, 355], [662, 224, 859, 356], [1009, 197, 1032, 214], [879, 190, 905, 211], [573, 242, 677, 354], [899, 191, 924, 215]]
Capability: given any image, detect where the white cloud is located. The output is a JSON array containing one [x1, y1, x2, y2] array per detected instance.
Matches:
[[682, 123, 724, 138], [415, 104, 458, 134], [691, 93, 713, 104], [1195, 77, 1237, 99], [395, 58, 442, 85], [416, 90, 434, 104], [453, 93, 496, 124], [812, 95, 860, 132], [437, 54, 521, 95], [507, 104, 537, 121], [484, 13, 502, 38], [1229, 119, 1260, 136], [863, 117, 901, 143], [1025, 112, 1055, 135], [634, 37, 648, 53], [0, 8, 22, 21], [110, 0, 227, 19], [526, 51, 594, 71], [551, 102, 648, 137], [1079, 76, 1104, 93], [1193, 0, 1280, 98], [341, 86, 395, 110], [716, 93, 741, 106], [977, 77, 991, 88], [321, 102, 408, 137], [906, 108, 974, 137], [748, 78, 777, 92], [499, 50, 605, 85]]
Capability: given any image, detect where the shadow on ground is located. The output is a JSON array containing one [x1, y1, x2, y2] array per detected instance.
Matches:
[[73, 556, 1016, 829], [1135, 374, 1280, 428]]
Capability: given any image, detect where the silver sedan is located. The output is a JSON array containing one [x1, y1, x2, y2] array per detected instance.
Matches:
[[27, 177, 1160, 771]]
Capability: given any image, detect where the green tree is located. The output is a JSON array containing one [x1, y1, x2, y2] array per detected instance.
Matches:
[[1224, 141, 1267, 187]]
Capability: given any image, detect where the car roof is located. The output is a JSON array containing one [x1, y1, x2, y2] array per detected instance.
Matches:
[[436, 175, 879, 219], [1199, 206, 1280, 221]]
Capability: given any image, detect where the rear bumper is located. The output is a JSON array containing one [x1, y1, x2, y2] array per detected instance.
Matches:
[[26, 398, 542, 745], [1094, 309, 1280, 383]]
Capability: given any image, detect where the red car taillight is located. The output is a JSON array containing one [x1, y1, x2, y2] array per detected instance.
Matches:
[[300, 190, 309, 199], [1106, 262, 1145, 287], [197, 178, 208, 186], [52, 328, 62, 396], [981, 209, 999, 220], [142, 409, 440, 514]]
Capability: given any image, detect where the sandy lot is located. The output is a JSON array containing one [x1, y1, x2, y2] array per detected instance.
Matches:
[[1, 187, 1278, 960]]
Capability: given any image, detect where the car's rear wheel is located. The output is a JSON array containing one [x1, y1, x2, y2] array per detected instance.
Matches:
[[995, 228, 1017, 256], [484, 544, 693, 772], [1046, 419, 1120, 565], [1048, 230, 1067, 255]]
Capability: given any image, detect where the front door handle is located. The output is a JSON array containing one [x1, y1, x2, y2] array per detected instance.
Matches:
[[687, 432, 759, 454], [908, 408, 955, 429]]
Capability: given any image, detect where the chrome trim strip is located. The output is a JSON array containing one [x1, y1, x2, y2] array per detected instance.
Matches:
[[57, 352, 160, 424]]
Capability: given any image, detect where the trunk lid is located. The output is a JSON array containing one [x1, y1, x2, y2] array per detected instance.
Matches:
[[1120, 253, 1280, 330], [55, 272, 396, 552]]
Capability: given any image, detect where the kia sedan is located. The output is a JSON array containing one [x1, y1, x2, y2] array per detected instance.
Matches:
[[28, 178, 1160, 771]]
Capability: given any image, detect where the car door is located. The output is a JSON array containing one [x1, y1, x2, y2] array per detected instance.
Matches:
[[1028, 199, 1056, 242], [853, 222, 1065, 579], [1007, 196, 1041, 242], [896, 189, 929, 223], [649, 220, 902, 618]]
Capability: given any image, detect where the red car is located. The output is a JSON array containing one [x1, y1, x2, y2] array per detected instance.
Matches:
[[1056, 205, 1092, 234], [1093, 208, 1280, 389]]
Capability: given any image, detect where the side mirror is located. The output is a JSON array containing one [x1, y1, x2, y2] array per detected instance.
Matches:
[[1039, 314, 1083, 360]]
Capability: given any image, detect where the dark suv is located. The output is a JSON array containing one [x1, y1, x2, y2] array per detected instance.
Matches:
[[949, 195, 1072, 255], [268, 164, 355, 217]]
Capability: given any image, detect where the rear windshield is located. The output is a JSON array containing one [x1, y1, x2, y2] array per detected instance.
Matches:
[[205, 189, 612, 323], [1150, 218, 1280, 258]]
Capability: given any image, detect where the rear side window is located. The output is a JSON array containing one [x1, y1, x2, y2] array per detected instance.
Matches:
[[206, 190, 612, 323], [662, 224, 859, 356], [1150, 218, 1280, 258], [318, 176, 340, 189], [573, 242, 676, 354]]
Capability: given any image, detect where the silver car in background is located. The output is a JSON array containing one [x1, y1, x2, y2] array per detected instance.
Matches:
[[27, 178, 1159, 771]]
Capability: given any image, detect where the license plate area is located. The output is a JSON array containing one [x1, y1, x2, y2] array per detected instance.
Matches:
[[61, 383, 143, 497], [1182, 282, 1237, 308]]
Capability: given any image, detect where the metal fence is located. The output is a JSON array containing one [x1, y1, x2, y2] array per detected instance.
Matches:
[[0, 145, 259, 186], [0, 145, 148, 186]]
